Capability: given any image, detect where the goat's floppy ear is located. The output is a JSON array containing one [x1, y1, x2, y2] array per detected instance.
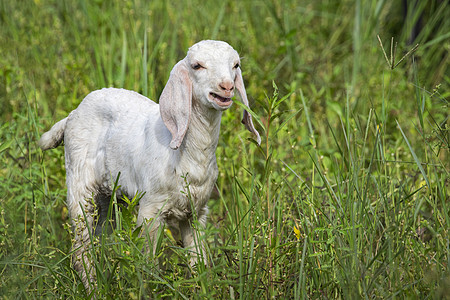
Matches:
[[235, 67, 261, 145], [160, 60, 192, 150]]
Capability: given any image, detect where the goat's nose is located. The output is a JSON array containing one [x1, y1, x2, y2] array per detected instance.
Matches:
[[219, 81, 234, 92]]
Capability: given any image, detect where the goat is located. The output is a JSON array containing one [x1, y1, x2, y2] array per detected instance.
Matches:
[[39, 40, 260, 290]]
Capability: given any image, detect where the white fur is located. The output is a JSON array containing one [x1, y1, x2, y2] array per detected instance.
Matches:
[[39, 40, 260, 289]]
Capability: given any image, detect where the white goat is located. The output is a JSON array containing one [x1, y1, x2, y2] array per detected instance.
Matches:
[[39, 40, 260, 288]]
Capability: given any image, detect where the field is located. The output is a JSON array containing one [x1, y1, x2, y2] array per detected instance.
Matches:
[[1, 0, 449, 298]]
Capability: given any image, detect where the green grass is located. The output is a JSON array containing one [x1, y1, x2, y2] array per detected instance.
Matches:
[[1, 0, 449, 298]]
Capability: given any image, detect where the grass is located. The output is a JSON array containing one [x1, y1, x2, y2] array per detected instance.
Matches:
[[1, 0, 449, 298]]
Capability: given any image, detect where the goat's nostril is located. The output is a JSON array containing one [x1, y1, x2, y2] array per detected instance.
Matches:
[[220, 82, 234, 91]]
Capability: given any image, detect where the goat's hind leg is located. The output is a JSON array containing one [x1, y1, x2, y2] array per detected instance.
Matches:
[[67, 184, 98, 292], [94, 192, 115, 236]]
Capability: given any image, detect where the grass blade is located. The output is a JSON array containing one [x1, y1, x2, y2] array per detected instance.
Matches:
[[396, 120, 430, 188]]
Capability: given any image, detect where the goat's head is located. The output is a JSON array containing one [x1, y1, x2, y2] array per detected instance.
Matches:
[[186, 40, 238, 111], [159, 40, 261, 150]]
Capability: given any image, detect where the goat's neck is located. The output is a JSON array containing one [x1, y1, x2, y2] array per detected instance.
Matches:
[[182, 100, 222, 160], [174, 100, 221, 211]]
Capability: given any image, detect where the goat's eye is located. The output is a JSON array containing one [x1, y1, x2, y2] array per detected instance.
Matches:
[[234, 63, 240, 69], [192, 63, 204, 70]]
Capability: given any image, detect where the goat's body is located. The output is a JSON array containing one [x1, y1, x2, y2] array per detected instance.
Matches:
[[49, 88, 217, 225], [44, 88, 218, 285], [39, 41, 260, 292]]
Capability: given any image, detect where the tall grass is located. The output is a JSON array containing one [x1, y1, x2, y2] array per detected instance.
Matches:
[[1, 0, 449, 298]]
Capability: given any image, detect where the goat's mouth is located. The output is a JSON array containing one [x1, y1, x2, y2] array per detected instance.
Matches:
[[209, 92, 233, 107]]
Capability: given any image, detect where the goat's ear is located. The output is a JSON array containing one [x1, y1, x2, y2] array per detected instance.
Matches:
[[235, 67, 261, 145], [159, 61, 192, 150]]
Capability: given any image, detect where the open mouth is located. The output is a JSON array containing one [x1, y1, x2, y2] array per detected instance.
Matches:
[[209, 92, 233, 107]]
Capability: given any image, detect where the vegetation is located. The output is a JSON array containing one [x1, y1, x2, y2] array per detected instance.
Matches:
[[1, 0, 448, 298]]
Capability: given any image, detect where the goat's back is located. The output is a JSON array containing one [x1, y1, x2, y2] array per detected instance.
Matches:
[[63, 88, 174, 193]]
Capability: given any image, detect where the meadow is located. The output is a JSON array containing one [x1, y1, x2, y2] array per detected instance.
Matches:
[[0, 0, 449, 298]]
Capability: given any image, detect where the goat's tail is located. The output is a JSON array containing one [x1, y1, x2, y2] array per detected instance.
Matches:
[[38, 117, 68, 150]]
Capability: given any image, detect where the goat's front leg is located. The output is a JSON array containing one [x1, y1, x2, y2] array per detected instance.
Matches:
[[137, 206, 163, 259], [179, 213, 208, 267]]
